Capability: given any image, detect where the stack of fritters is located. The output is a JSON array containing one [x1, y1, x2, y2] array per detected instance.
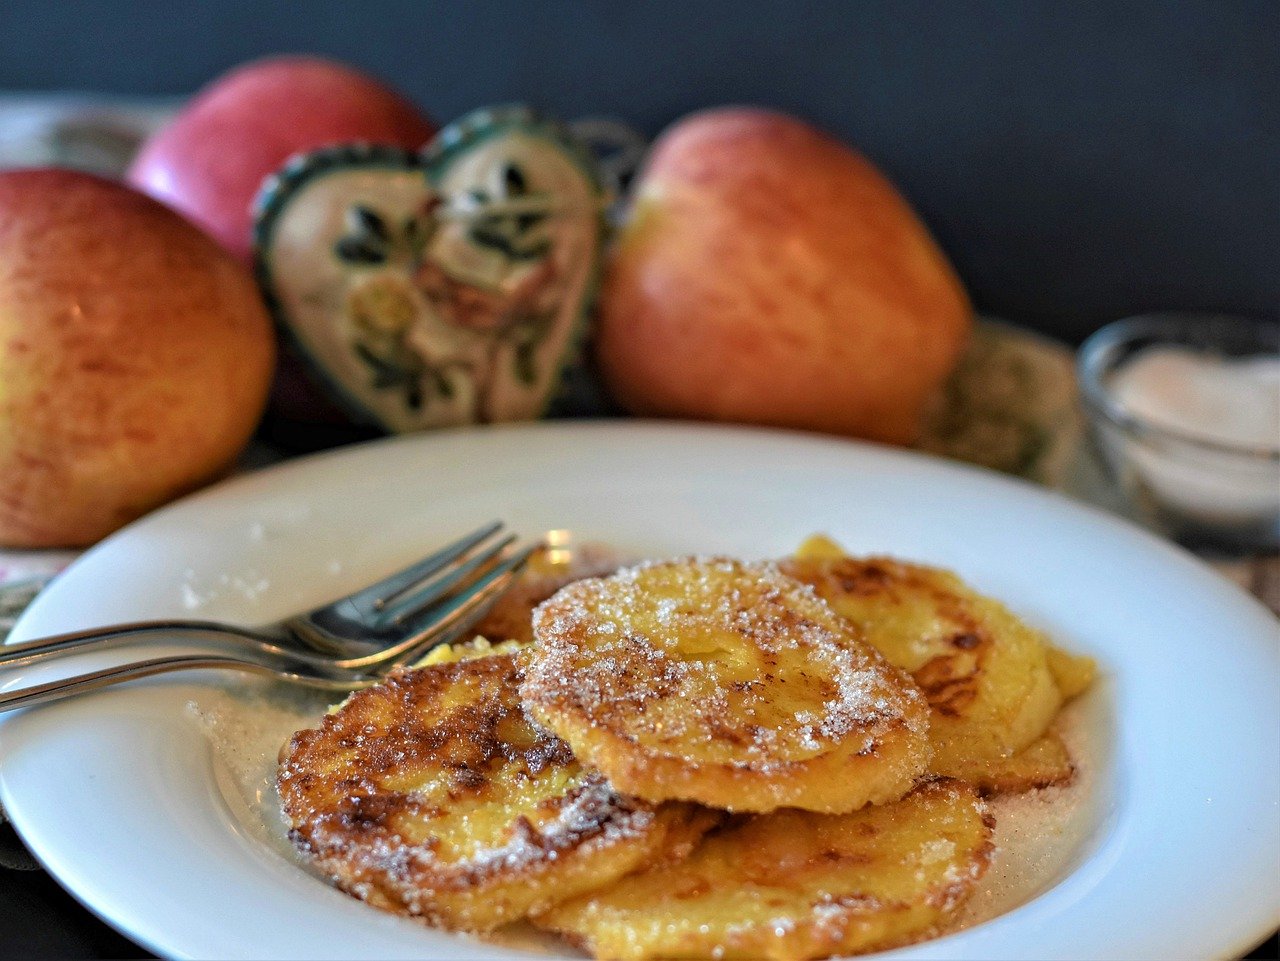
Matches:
[[279, 541, 1093, 961]]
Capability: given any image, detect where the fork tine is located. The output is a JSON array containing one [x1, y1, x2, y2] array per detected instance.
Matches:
[[352, 542, 539, 670], [403, 542, 539, 640], [394, 552, 535, 663], [336, 520, 503, 614], [375, 532, 519, 628]]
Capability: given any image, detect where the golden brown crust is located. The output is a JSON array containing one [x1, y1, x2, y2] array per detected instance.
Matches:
[[779, 551, 1067, 779], [278, 654, 714, 931], [522, 557, 931, 813]]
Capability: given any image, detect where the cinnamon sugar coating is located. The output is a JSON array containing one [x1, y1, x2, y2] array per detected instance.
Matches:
[[522, 557, 931, 813], [278, 653, 714, 931]]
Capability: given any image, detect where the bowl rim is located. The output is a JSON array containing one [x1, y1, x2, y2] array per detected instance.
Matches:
[[1077, 313, 1280, 462]]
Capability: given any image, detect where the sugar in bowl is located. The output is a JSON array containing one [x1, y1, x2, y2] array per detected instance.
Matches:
[[1078, 314, 1280, 554]]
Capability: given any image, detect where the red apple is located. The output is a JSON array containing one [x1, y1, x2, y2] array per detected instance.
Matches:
[[597, 108, 972, 445], [128, 55, 436, 264], [0, 170, 276, 547]]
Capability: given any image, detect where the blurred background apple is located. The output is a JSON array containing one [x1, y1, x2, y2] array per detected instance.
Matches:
[[0, 169, 275, 547], [597, 107, 973, 445], [127, 55, 436, 264]]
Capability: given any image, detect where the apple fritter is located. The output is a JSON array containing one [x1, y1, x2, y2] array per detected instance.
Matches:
[[779, 535, 1094, 788], [535, 778, 994, 961], [278, 654, 715, 932], [522, 557, 931, 813]]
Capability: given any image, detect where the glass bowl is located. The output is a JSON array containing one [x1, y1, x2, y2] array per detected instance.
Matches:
[[1077, 314, 1280, 555]]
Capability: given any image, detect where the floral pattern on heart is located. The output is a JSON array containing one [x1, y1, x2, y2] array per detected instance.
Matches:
[[254, 106, 606, 432]]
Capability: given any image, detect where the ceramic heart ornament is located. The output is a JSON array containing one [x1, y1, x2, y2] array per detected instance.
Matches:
[[253, 106, 606, 431]]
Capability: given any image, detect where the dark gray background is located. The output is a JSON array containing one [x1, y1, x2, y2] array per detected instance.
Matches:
[[0, 0, 1276, 341]]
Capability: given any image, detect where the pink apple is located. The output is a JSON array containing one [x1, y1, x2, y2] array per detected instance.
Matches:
[[598, 108, 972, 446], [128, 55, 436, 264]]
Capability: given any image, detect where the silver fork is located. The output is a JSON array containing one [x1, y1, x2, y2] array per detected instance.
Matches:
[[0, 522, 536, 713]]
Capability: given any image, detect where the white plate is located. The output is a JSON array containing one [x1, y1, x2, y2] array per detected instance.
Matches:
[[1, 422, 1276, 960]]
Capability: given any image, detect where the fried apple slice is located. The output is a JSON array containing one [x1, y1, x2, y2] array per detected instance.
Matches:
[[522, 557, 931, 813], [780, 538, 1093, 786], [278, 654, 714, 931], [536, 778, 993, 961], [944, 729, 1075, 793]]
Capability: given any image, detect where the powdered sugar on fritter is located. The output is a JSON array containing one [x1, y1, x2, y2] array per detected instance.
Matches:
[[522, 557, 931, 792]]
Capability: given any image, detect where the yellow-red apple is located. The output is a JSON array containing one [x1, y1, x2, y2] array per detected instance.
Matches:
[[0, 169, 276, 547], [597, 107, 972, 445]]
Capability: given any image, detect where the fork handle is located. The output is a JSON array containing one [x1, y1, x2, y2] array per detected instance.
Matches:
[[0, 653, 355, 714], [0, 620, 286, 669]]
